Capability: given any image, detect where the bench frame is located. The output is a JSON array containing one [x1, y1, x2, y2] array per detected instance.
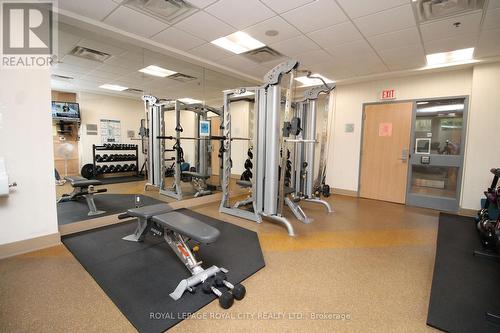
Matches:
[[58, 177, 107, 216], [122, 206, 227, 301]]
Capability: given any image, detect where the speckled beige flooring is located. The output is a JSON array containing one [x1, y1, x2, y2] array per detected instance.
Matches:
[[0, 193, 441, 332]]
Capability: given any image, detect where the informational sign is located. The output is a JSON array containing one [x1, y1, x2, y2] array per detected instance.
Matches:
[[380, 89, 396, 100], [100, 119, 121, 144], [378, 122, 393, 137], [199, 120, 210, 137]]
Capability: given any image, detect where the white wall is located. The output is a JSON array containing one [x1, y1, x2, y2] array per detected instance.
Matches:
[[0, 68, 58, 245], [462, 62, 500, 209], [78, 92, 145, 169], [230, 101, 250, 176], [326, 68, 473, 193]]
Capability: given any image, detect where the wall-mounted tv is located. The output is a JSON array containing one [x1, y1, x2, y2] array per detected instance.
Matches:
[[52, 101, 80, 121]]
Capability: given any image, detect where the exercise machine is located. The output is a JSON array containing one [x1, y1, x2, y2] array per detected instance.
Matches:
[[219, 60, 334, 236], [475, 167, 500, 256], [58, 176, 108, 216], [120, 203, 245, 308], [141, 96, 222, 199]]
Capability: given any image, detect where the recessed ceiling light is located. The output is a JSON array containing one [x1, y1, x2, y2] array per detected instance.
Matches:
[[211, 31, 265, 54], [99, 84, 128, 91], [426, 48, 474, 67], [295, 74, 334, 87], [416, 101, 429, 105], [179, 97, 203, 104], [139, 65, 177, 78]]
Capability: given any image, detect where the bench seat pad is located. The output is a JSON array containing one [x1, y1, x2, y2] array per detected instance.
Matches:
[[65, 176, 102, 187], [236, 180, 252, 188], [181, 171, 211, 179], [127, 203, 174, 220], [152, 211, 220, 244]]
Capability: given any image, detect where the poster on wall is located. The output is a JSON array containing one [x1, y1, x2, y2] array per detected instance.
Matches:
[[100, 119, 121, 144]]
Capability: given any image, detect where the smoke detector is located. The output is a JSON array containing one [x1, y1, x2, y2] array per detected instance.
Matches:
[[70, 46, 112, 62], [241, 46, 284, 64], [123, 0, 197, 24], [412, 0, 485, 22]]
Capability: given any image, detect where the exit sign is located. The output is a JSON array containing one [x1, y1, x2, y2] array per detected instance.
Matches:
[[381, 89, 396, 100]]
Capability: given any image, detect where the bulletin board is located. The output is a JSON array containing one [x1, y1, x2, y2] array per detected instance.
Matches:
[[100, 119, 121, 144]]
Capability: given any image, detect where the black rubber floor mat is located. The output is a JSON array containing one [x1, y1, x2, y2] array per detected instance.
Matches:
[[62, 209, 265, 333], [427, 213, 500, 332]]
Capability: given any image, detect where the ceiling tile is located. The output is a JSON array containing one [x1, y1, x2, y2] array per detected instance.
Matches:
[[186, 0, 219, 9], [353, 4, 416, 37], [336, 0, 409, 19], [205, 0, 275, 29], [243, 16, 301, 45], [377, 44, 425, 68], [217, 55, 260, 70], [281, 0, 348, 34], [475, 28, 500, 58], [60, 55, 103, 71], [368, 26, 421, 51], [259, 0, 315, 14], [104, 6, 169, 37], [326, 39, 375, 62], [483, 7, 500, 30], [174, 11, 236, 41], [189, 43, 234, 61], [57, 0, 119, 21], [307, 21, 363, 49], [269, 35, 320, 57], [488, 0, 500, 10], [152, 27, 205, 51], [420, 11, 482, 42], [424, 33, 477, 54], [295, 49, 334, 67]]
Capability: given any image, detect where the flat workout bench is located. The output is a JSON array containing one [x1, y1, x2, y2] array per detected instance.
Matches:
[[58, 176, 108, 216], [182, 171, 212, 197], [121, 204, 243, 308]]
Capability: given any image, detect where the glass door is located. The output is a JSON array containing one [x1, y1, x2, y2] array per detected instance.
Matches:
[[406, 97, 468, 211]]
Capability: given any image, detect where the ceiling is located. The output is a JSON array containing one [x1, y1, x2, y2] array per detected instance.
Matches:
[[52, 23, 254, 104], [54, 0, 500, 96]]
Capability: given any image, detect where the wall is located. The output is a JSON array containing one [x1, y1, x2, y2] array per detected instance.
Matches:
[[0, 68, 59, 245], [78, 92, 145, 169], [230, 101, 250, 176], [461, 62, 500, 209], [326, 68, 473, 194]]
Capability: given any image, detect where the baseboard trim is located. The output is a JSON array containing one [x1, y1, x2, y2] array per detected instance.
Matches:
[[0, 232, 61, 260], [458, 208, 477, 217], [332, 188, 358, 197]]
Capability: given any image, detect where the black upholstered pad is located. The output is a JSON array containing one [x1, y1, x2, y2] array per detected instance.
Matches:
[[181, 171, 211, 179], [65, 176, 102, 187], [153, 211, 220, 244], [236, 180, 252, 188], [127, 203, 174, 220]]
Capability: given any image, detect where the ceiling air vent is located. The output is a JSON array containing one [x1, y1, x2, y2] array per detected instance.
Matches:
[[412, 0, 485, 23], [125, 88, 144, 94], [123, 0, 197, 24], [51, 74, 74, 80], [70, 46, 112, 62], [241, 46, 284, 64], [168, 73, 197, 82]]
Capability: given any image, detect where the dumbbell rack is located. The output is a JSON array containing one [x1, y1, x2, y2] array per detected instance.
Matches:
[[92, 144, 140, 178]]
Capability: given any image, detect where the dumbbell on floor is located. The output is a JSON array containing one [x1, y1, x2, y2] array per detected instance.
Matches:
[[202, 280, 234, 309], [214, 273, 246, 300]]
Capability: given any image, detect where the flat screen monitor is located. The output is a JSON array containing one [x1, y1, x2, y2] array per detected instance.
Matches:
[[52, 101, 80, 121]]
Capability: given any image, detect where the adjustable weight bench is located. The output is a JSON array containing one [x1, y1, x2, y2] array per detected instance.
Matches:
[[181, 171, 212, 197], [58, 176, 108, 216], [121, 204, 245, 308]]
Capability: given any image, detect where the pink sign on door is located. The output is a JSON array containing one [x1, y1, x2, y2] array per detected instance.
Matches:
[[379, 122, 393, 137]]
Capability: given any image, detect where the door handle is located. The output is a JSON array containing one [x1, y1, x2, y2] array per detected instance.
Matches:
[[398, 148, 409, 162]]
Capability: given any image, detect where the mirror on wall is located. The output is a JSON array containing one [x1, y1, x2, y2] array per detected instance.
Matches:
[[51, 19, 256, 230]]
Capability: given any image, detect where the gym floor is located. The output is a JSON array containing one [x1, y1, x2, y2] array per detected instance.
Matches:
[[1, 180, 440, 332]]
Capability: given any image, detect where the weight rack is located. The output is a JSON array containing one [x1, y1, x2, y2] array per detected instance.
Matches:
[[92, 144, 139, 178]]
